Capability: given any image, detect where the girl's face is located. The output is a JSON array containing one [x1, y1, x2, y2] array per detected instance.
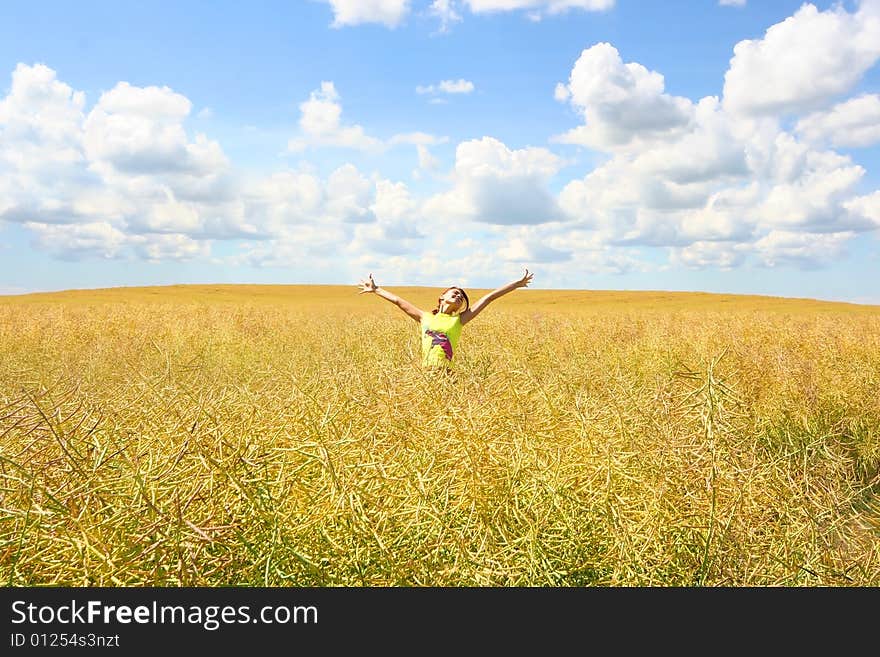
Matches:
[[439, 288, 466, 314]]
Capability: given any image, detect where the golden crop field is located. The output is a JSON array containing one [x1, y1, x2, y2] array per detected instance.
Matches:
[[1, 284, 878, 586]]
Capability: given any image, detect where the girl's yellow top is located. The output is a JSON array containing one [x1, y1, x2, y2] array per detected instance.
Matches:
[[420, 312, 463, 368]]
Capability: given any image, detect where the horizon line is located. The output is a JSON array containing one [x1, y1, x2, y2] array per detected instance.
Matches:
[[2, 282, 878, 308]]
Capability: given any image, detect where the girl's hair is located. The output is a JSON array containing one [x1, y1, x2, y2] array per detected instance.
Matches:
[[432, 286, 469, 315]]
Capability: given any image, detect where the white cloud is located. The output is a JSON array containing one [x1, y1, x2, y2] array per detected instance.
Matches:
[[672, 230, 856, 272], [844, 191, 880, 228], [334, 0, 612, 32], [232, 167, 395, 269], [558, 113, 871, 249], [371, 179, 418, 222], [723, 1, 880, 116], [243, 164, 382, 233], [325, 164, 376, 223], [0, 64, 388, 262], [352, 248, 524, 288], [429, 0, 463, 33], [26, 221, 127, 260], [0, 64, 234, 243], [139, 197, 203, 234], [553, 82, 570, 103], [0, 63, 86, 176], [753, 230, 854, 268], [84, 82, 227, 176], [629, 97, 748, 185], [753, 148, 866, 232], [557, 97, 753, 244], [130, 233, 211, 262], [387, 132, 448, 146], [497, 236, 572, 263], [795, 94, 880, 148], [671, 241, 748, 270], [455, 136, 561, 178], [416, 144, 441, 174], [423, 136, 566, 225], [323, 0, 410, 28], [388, 132, 449, 178], [0, 65, 402, 267], [446, 224, 650, 278], [551, 28, 880, 267], [349, 179, 424, 255], [552, 42, 693, 150], [416, 79, 475, 95], [248, 170, 324, 229], [288, 82, 383, 152], [439, 79, 474, 94], [289, 82, 446, 160], [464, 1, 614, 17], [719, 0, 746, 7], [230, 222, 354, 268]]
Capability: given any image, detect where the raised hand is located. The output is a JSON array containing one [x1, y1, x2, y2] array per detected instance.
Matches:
[[515, 268, 534, 288], [358, 273, 379, 294]]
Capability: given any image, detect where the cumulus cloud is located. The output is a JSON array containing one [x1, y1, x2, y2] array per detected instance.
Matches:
[[325, 164, 376, 223], [416, 79, 475, 95], [719, 0, 746, 7], [288, 82, 447, 166], [288, 82, 383, 152], [26, 221, 127, 260], [552, 43, 694, 150], [552, 2, 880, 272], [371, 179, 419, 223], [0, 63, 87, 185], [429, 0, 463, 33], [230, 223, 355, 268], [795, 94, 880, 148], [242, 164, 384, 235], [348, 179, 425, 255], [387, 132, 448, 146], [558, 96, 752, 244], [415, 144, 442, 175], [671, 241, 748, 270], [328, 0, 612, 32], [0, 64, 391, 263], [464, 0, 614, 17], [503, 236, 647, 278], [753, 230, 854, 269], [0, 62, 251, 255], [423, 136, 566, 225], [752, 147, 868, 232], [84, 82, 228, 176], [322, 0, 411, 28], [558, 104, 871, 251], [844, 191, 880, 228], [722, 1, 880, 116], [386, 136, 447, 179], [130, 233, 211, 262], [497, 236, 572, 263]]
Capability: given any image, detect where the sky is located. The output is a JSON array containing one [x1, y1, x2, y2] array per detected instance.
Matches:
[[1, 0, 880, 303]]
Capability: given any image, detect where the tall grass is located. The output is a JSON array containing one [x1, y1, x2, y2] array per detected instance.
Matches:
[[1, 286, 878, 585]]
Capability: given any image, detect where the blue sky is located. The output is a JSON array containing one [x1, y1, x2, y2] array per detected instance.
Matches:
[[2, 0, 879, 303]]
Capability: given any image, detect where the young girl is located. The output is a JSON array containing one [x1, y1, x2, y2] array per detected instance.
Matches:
[[357, 269, 534, 369]]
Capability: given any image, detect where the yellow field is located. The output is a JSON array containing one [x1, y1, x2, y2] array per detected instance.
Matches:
[[2, 284, 878, 586]]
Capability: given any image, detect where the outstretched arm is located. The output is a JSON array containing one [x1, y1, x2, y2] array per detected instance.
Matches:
[[357, 273, 424, 323], [460, 268, 533, 326]]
